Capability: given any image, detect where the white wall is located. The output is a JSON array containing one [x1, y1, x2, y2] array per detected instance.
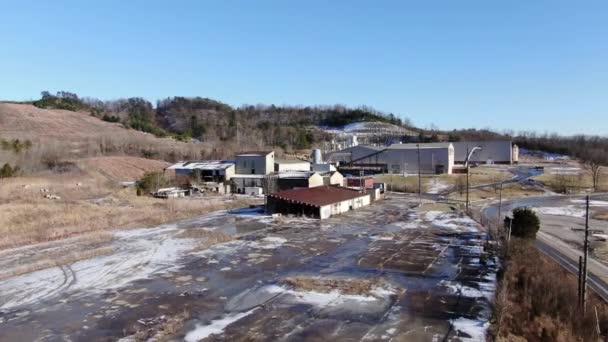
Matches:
[[276, 161, 310, 172], [452, 141, 513, 164], [329, 172, 344, 186], [320, 193, 371, 219], [224, 165, 235, 180], [308, 173, 324, 188], [236, 152, 274, 174]]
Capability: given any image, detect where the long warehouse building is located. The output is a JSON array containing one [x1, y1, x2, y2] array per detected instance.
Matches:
[[452, 140, 517, 165], [328, 143, 454, 175]]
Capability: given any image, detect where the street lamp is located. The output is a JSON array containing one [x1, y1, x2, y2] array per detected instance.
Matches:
[[465, 146, 482, 211]]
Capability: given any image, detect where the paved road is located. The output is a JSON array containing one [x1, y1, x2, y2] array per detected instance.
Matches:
[[535, 233, 608, 302], [482, 193, 608, 303]]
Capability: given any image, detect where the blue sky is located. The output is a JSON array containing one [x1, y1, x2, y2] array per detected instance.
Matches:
[[1, 1, 606, 135]]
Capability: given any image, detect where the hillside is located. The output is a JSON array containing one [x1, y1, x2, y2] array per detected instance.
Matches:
[[0, 103, 204, 168]]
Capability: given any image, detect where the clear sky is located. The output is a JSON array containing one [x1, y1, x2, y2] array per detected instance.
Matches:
[[1, 1, 606, 135]]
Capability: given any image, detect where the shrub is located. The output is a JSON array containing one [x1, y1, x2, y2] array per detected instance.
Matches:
[[136, 171, 167, 195], [33, 91, 88, 111], [0, 163, 19, 178], [0, 139, 32, 153], [102, 114, 120, 123], [505, 207, 540, 239]]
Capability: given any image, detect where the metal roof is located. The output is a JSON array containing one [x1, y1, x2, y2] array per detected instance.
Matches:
[[236, 151, 274, 156], [167, 160, 235, 170], [277, 171, 317, 179], [267, 185, 367, 207], [275, 159, 310, 164], [386, 143, 452, 150], [230, 174, 266, 179]]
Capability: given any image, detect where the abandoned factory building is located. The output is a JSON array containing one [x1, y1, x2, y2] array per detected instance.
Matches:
[[266, 186, 371, 219]]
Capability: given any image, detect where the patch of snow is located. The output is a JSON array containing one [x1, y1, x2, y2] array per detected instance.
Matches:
[[253, 236, 287, 250], [441, 280, 495, 301], [534, 206, 586, 218], [450, 317, 489, 341], [593, 234, 608, 241], [370, 235, 394, 241], [0, 224, 195, 310], [426, 178, 450, 194], [550, 167, 580, 175], [424, 211, 480, 232], [571, 199, 608, 207], [184, 308, 259, 342]]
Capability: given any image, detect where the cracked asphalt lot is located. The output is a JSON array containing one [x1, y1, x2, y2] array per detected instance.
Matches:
[[0, 194, 497, 341]]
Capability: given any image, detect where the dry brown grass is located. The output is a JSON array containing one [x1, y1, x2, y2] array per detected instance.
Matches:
[[592, 209, 608, 221], [375, 167, 513, 194], [448, 183, 545, 204], [177, 229, 235, 253], [77, 156, 169, 181], [130, 310, 191, 342], [492, 239, 608, 341], [533, 166, 608, 193], [0, 103, 214, 172], [282, 277, 380, 296], [0, 172, 258, 250]]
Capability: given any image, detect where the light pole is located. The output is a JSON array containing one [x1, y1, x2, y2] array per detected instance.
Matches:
[[464, 146, 483, 212]]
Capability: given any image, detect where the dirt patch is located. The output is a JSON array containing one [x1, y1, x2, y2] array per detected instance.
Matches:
[[177, 229, 235, 253], [126, 310, 191, 342], [592, 209, 608, 221], [282, 277, 380, 296]]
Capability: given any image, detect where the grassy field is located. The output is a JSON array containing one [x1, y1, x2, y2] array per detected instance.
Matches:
[[532, 165, 608, 193], [374, 166, 513, 194], [0, 156, 257, 250]]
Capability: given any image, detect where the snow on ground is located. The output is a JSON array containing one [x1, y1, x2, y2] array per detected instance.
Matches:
[[534, 206, 586, 218], [262, 284, 395, 307], [550, 167, 581, 175], [424, 211, 480, 232], [0, 224, 195, 310], [0, 210, 277, 311], [184, 308, 259, 342], [571, 199, 608, 207], [426, 178, 451, 194], [450, 317, 489, 341], [441, 279, 495, 302]]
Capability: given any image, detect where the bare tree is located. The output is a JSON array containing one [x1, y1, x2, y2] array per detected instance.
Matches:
[[582, 148, 606, 192]]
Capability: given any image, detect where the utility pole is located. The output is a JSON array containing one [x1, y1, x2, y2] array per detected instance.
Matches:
[[466, 166, 470, 212], [497, 182, 503, 238], [582, 195, 590, 314], [578, 255, 583, 309], [359, 170, 364, 193], [417, 144, 421, 204]]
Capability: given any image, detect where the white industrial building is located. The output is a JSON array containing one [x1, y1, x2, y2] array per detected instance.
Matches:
[[451, 141, 517, 165], [328, 143, 454, 175], [274, 159, 311, 172], [167, 160, 235, 182], [235, 151, 275, 175]]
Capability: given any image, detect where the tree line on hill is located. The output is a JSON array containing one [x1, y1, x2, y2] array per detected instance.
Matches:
[[28, 91, 608, 182], [33, 91, 411, 151]]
